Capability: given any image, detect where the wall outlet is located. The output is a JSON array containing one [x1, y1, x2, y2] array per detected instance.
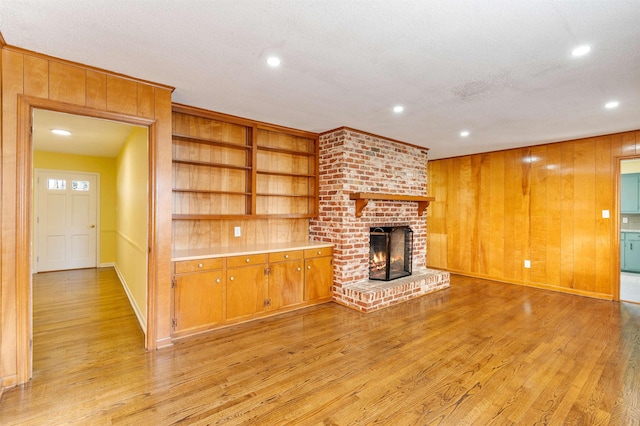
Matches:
[[234, 226, 241, 237], [623, 217, 629, 224], [524, 260, 531, 268], [602, 210, 610, 219]]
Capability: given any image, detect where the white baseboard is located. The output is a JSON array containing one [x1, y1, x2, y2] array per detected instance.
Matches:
[[113, 264, 147, 335], [99, 262, 115, 268]]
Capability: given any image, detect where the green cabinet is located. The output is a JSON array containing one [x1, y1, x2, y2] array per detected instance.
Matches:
[[621, 173, 640, 213], [622, 232, 640, 272]]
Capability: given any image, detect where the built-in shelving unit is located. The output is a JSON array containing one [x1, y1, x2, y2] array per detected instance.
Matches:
[[171, 105, 319, 220]]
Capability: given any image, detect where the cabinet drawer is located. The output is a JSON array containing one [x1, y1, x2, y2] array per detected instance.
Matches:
[[304, 247, 333, 259], [625, 233, 640, 240], [227, 253, 267, 268], [269, 250, 303, 263], [175, 258, 223, 274]]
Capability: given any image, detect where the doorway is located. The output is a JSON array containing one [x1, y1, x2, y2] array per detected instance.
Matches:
[[620, 158, 640, 303], [31, 108, 149, 374]]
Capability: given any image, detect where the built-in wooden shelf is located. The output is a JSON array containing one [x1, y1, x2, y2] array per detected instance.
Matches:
[[349, 193, 435, 217]]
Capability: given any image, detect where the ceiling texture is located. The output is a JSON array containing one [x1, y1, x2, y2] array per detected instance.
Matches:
[[2, 0, 639, 159]]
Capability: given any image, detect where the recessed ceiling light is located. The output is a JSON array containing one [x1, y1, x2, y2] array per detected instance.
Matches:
[[571, 45, 591, 57], [605, 101, 619, 109], [393, 106, 404, 113], [266, 57, 281, 67], [460, 131, 470, 137], [51, 129, 71, 136]]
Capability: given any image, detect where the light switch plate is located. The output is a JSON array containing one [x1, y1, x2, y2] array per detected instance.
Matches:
[[623, 217, 629, 224], [524, 260, 531, 268], [602, 210, 610, 219], [234, 226, 241, 237]]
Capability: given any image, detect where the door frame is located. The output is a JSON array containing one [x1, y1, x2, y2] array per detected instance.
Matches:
[[616, 154, 640, 302], [16, 95, 159, 382], [33, 169, 100, 273]]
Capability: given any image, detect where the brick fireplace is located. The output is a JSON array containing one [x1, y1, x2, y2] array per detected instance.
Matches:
[[309, 127, 449, 312]]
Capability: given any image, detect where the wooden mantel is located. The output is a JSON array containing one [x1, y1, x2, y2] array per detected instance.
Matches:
[[349, 193, 435, 217]]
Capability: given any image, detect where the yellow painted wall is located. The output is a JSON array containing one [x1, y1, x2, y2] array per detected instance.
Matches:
[[33, 151, 117, 264], [115, 126, 149, 330]]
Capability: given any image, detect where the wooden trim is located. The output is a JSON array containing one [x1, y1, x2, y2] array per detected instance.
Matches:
[[349, 192, 435, 217], [16, 97, 32, 383], [16, 95, 158, 382], [172, 103, 318, 139], [320, 126, 429, 152], [3, 44, 174, 91], [0, 31, 6, 47], [172, 134, 252, 151]]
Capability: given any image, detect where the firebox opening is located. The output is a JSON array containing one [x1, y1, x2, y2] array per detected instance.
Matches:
[[369, 226, 413, 281]]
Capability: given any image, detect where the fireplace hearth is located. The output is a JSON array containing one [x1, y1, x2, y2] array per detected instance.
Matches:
[[369, 226, 413, 281]]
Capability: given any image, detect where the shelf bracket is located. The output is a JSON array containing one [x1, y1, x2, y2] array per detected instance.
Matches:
[[354, 199, 369, 218], [417, 201, 431, 216]]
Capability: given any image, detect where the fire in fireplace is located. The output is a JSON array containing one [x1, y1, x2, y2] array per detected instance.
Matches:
[[369, 226, 413, 281]]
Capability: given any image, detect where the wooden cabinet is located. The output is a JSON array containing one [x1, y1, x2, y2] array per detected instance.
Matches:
[[303, 248, 334, 301], [621, 174, 640, 213], [171, 105, 318, 220], [172, 245, 333, 338], [269, 250, 304, 310], [173, 259, 224, 333], [226, 255, 268, 320]]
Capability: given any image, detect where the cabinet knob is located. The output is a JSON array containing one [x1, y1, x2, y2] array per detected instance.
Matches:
[[198, 263, 203, 268], [297, 267, 301, 271], [246, 258, 250, 263], [216, 278, 221, 283], [230, 276, 235, 281], [285, 254, 289, 259], [307, 265, 311, 270], [317, 251, 322, 255]]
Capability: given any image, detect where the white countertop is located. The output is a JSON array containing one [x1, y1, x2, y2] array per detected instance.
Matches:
[[172, 241, 333, 261], [622, 230, 640, 233]]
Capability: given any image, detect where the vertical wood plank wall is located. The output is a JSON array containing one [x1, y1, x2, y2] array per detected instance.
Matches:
[[1, 44, 174, 386], [427, 131, 640, 299]]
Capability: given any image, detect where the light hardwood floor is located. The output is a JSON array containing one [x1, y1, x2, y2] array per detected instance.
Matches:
[[1, 268, 639, 425]]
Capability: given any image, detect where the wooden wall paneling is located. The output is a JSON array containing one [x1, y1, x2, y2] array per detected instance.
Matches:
[[151, 85, 174, 349], [85, 70, 107, 110], [137, 84, 155, 119], [458, 156, 473, 272], [560, 142, 575, 289], [106, 76, 138, 115], [519, 148, 532, 283], [502, 149, 519, 281], [529, 145, 548, 284], [572, 139, 597, 293], [474, 154, 490, 274], [446, 158, 460, 271], [545, 144, 563, 287], [594, 135, 613, 296], [488, 151, 505, 278], [48, 61, 85, 105], [23, 55, 48, 98], [621, 132, 637, 156], [426, 161, 446, 267], [1, 49, 23, 386]]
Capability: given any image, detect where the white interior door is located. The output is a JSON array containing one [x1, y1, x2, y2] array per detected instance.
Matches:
[[36, 170, 98, 272]]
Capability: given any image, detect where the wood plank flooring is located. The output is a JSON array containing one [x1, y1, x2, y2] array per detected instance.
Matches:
[[1, 268, 640, 425]]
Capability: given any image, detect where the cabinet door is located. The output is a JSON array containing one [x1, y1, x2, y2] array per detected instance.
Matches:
[[270, 260, 304, 310], [174, 271, 224, 332], [621, 174, 640, 213], [304, 257, 333, 301], [227, 264, 268, 319], [625, 235, 640, 272]]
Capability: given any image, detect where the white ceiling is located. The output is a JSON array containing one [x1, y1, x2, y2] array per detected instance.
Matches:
[[2, 0, 639, 159], [33, 109, 138, 158]]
